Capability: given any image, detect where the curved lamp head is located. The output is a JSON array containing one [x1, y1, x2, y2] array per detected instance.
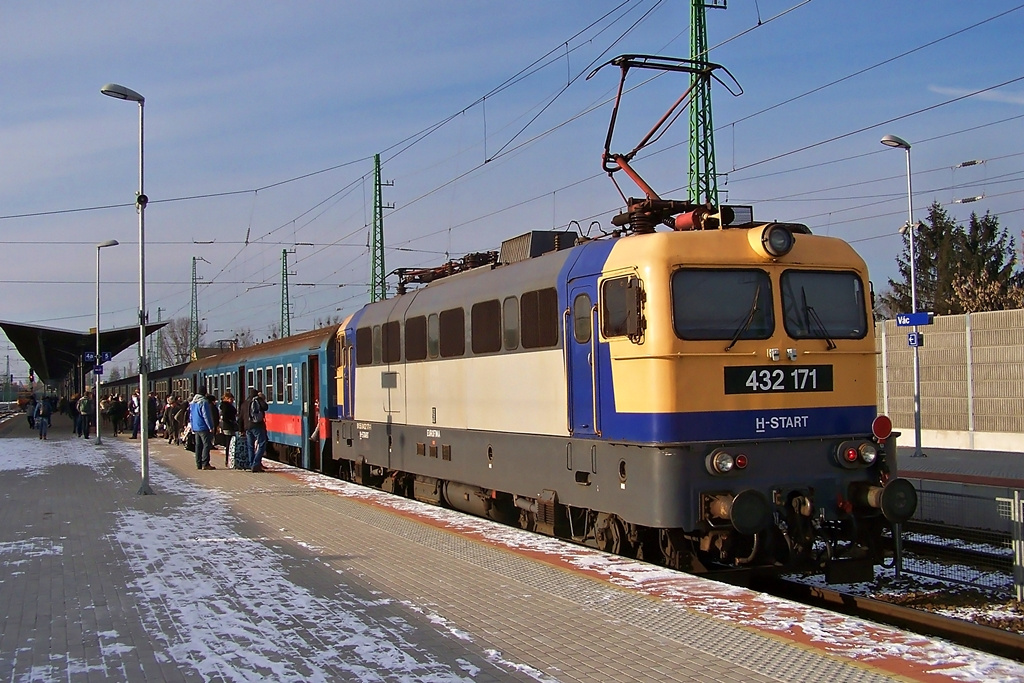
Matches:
[[96, 239, 119, 249], [100, 83, 145, 104], [880, 134, 911, 150]]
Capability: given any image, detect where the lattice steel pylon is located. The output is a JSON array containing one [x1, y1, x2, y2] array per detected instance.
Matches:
[[189, 256, 209, 359], [688, 0, 727, 206], [280, 249, 294, 338], [369, 153, 393, 303]]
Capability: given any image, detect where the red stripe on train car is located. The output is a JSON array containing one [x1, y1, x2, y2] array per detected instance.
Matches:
[[266, 412, 302, 437]]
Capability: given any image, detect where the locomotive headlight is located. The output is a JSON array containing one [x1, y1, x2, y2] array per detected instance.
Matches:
[[835, 440, 875, 469], [761, 224, 795, 257], [707, 450, 735, 474]]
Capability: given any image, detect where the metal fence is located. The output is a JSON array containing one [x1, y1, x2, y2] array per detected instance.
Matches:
[[899, 488, 1022, 599]]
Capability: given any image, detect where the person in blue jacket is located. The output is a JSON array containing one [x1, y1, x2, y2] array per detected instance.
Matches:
[[189, 392, 217, 470]]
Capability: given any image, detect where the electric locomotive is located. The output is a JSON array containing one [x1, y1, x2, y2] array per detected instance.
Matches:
[[327, 211, 916, 580]]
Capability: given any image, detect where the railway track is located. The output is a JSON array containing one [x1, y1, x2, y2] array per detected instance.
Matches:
[[754, 576, 1024, 662], [899, 535, 1012, 573]]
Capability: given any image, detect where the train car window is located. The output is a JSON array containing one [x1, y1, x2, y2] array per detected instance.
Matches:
[[439, 308, 465, 358], [276, 366, 285, 402], [382, 320, 401, 363], [602, 276, 643, 338], [247, 369, 254, 394], [521, 287, 559, 349], [256, 369, 263, 397], [471, 300, 502, 354], [372, 325, 382, 365], [781, 270, 867, 339], [572, 294, 592, 344], [672, 269, 774, 340], [356, 326, 373, 366], [427, 314, 440, 359], [405, 316, 427, 361], [265, 366, 273, 402], [286, 365, 294, 403], [502, 296, 519, 350]]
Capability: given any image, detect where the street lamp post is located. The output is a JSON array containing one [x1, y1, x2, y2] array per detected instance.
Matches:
[[94, 239, 119, 445], [881, 134, 924, 458], [101, 82, 154, 493]]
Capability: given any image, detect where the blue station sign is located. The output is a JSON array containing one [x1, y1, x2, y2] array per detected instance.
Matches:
[[896, 312, 933, 327]]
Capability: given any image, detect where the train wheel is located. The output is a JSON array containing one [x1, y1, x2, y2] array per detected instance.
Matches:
[[632, 527, 658, 563], [594, 513, 630, 555], [659, 529, 705, 572], [518, 509, 536, 532]]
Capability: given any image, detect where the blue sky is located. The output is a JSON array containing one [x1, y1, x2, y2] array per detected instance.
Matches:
[[2, 1, 1022, 379]]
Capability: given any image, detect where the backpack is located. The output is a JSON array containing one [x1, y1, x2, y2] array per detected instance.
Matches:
[[249, 397, 265, 424]]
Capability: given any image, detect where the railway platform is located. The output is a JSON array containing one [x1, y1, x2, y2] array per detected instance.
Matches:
[[898, 446, 1024, 489], [2, 413, 1023, 682]]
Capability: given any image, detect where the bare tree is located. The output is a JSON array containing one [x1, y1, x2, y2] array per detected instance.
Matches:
[[233, 327, 256, 348], [159, 317, 202, 364]]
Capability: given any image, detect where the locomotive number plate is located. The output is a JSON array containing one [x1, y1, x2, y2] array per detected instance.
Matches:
[[724, 365, 833, 394]]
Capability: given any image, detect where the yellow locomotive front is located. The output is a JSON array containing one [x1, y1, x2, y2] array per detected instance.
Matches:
[[586, 220, 916, 577]]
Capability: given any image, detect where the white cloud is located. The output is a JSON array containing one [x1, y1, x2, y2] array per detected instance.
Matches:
[[929, 85, 1024, 106]]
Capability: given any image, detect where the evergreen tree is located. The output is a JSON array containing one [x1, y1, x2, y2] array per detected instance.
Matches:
[[882, 203, 1022, 315]]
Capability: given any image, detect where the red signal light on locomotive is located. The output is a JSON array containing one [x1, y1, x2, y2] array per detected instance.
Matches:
[[734, 454, 748, 469], [843, 447, 859, 463]]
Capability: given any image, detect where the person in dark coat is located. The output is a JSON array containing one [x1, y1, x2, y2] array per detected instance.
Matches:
[[246, 387, 269, 473], [147, 391, 159, 438], [217, 391, 238, 464], [110, 395, 128, 435], [163, 396, 180, 445], [173, 399, 189, 444]]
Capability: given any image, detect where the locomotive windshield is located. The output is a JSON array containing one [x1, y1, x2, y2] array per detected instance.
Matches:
[[780, 270, 867, 339], [672, 269, 773, 340]]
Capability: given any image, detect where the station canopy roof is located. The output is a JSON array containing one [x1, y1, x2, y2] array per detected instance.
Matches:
[[0, 320, 167, 383]]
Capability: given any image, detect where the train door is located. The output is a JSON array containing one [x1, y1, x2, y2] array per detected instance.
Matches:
[[306, 355, 321, 472], [337, 331, 352, 420], [566, 279, 600, 437]]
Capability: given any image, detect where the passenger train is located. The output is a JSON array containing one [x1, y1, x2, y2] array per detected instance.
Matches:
[[103, 55, 917, 581]]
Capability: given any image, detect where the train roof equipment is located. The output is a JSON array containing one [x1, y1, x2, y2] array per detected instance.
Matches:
[[588, 54, 743, 235]]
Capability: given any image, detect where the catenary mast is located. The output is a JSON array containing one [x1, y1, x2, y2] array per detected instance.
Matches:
[[688, 0, 727, 206]]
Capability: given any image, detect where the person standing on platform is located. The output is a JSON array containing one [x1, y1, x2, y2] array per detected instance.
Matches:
[[189, 391, 216, 470], [147, 391, 159, 438], [76, 392, 93, 439], [218, 391, 238, 466], [163, 395, 179, 445], [35, 398, 50, 439], [173, 398, 189, 445], [26, 397, 36, 430], [110, 394, 127, 436], [246, 387, 269, 473], [129, 389, 142, 439]]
